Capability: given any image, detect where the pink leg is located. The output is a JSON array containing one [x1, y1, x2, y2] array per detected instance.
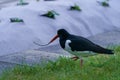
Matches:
[[80, 58, 83, 67]]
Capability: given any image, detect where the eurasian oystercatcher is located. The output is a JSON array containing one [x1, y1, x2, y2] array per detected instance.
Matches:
[[35, 29, 114, 66]]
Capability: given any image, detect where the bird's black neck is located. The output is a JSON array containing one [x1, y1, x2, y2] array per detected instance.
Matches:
[[59, 36, 67, 49]]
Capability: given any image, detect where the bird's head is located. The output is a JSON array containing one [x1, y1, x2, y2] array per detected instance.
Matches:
[[57, 29, 69, 38], [48, 29, 69, 44]]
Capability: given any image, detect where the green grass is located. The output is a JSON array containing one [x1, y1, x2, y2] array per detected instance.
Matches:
[[41, 10, 59, 19], [10, 18, 24, 23], [0, 46, 120, 80], [70, 4, 81, 11], [102, 1, 109, 7]]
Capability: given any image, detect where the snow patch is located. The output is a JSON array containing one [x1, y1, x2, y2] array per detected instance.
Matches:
[[0, 0, 120, 55]]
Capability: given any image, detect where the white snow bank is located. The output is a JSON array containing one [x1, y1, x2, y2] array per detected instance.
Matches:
[[0, 0, 120, 55]]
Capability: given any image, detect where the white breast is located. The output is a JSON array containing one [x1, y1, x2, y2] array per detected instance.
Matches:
[[64, 40, 71, 51], [64, 40, 97, 57]]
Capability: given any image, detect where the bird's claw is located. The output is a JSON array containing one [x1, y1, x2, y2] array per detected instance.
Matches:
[[71, 56, 79, 61]]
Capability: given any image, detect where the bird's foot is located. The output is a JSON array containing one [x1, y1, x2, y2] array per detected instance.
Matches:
[[71, 56, 79, 61]]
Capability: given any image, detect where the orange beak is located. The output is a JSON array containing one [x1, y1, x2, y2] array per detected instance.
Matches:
[[48, 34, 59, 44]]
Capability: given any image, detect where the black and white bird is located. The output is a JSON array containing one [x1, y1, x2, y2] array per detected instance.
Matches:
[[38, 29, 114, 66]]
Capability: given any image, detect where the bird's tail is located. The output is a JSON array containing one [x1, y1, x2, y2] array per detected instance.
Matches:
[[91, 45, 114, 54], [100, 49, 114, 54]]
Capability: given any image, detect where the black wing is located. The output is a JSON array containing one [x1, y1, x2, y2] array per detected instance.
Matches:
[[68, 35, 95, 51], [68, 35, 113, 54]]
